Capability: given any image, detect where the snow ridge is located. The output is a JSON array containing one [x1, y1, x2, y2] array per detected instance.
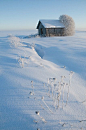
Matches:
[[0, 30, 86, 130]]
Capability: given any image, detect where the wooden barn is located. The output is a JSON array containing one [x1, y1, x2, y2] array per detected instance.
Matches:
[[36, 19, 65, 37]]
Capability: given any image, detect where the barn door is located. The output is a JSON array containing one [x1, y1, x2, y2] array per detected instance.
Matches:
[[41, 28, 43, 35]]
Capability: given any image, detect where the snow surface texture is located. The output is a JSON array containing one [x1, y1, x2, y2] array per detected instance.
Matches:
[[0, 30, 86, 130], [59, 15, 75, 36], [39, 20, 65, 28]]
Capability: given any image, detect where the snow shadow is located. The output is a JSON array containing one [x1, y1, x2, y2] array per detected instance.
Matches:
[[0, 55, 17, 68], [0, 75, 36, 130], [35, 44, 45, 59], [44, 46, 86, 80], [23, 34, 39, 39]]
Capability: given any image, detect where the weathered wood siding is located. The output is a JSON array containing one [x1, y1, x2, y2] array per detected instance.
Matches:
[[46, 28, 64, 36], [38, 23, 46, 36]]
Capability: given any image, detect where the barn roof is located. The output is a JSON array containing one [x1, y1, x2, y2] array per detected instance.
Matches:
[[36, 19, 65, 29]]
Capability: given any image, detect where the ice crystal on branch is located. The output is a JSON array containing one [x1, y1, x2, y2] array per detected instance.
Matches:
[[59, 15, 75, 36]]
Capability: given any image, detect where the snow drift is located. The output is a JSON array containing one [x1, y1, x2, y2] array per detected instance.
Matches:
[[0, 30, 86, 130]]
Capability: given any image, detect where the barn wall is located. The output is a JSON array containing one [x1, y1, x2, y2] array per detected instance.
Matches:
[[46, 28, 64, 37], [38, 23, 46, 36]]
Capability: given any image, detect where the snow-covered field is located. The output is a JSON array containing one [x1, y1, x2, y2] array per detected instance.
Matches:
[[0, 30, 86, 130]]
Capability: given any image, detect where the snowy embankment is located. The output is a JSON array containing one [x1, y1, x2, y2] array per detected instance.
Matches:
[[0, 30, 86, 130]]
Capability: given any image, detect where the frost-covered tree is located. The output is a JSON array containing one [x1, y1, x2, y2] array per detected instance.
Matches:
[[59, 15, 75, 36]]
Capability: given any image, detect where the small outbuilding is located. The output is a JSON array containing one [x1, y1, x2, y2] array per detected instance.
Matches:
[[36, 19, 65, 37]]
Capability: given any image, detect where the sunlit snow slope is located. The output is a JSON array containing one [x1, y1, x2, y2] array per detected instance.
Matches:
[[0, 30, 86, 130]]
